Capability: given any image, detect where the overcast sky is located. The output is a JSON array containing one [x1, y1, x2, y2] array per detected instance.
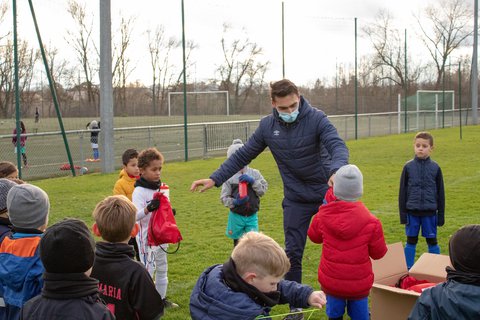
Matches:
[[7, 0, 467, 87]]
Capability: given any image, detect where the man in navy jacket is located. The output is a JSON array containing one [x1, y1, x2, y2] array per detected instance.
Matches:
[[191, 79, 348, 312]]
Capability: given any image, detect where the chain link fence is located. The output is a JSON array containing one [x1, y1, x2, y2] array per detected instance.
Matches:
[[0, 108, 474, 180]]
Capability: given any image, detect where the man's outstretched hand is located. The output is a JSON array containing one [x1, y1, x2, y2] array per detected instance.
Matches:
[[190, 178, 215, 193]]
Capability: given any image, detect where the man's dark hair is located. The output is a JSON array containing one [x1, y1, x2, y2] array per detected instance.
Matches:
[[270, 79, 299, 101], [122, 148, 139, 165]]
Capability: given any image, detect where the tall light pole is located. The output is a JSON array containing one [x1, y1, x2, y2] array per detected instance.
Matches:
[[472, 0, 478, 124]]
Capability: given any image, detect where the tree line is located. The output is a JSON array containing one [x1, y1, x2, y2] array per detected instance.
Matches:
[[0, 0, 474, 120]]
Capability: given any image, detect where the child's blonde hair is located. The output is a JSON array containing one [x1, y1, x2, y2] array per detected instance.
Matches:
[[138, 147, 164, 169], [92, 195, 136, 242], [232, 231, 290, 278]]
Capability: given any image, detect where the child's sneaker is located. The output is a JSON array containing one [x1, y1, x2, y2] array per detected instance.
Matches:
[[163, 298, 179, 308]]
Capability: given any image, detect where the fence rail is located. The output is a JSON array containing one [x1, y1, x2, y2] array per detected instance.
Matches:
[[0, 109, 474, 180]]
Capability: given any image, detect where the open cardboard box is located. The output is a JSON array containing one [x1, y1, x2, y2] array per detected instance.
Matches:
[[370, 242, 451, 320]]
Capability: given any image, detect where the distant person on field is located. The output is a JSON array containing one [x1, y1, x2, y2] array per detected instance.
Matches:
[[408, 224, 480, 320], [20, 219, 115, 320], [113, 148, 141, 260], [0, 184, 49, 319], [190, 79, 348, 318], [132, 147, 177, 308], [0, 162, 18, 179], [86, 120, 101, 161], [190, 231, 327, 320], [399, 131, 445, 269], [12, 121, 28, 168], [308, 164, 387, 320], [34, 108, 39, 124], [91, 195, 164, 319], [220, 139, 268, 247]]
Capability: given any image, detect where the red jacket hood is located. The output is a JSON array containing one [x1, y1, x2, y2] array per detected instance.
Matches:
[[321, 201, 372, 240]]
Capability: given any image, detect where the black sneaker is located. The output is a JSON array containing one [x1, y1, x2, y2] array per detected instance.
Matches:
[[163, 298, 179, 308], [282, 308, 304, 320]]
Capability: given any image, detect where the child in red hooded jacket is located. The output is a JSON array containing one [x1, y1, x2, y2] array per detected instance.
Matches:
[[308, 164, 387, 320]]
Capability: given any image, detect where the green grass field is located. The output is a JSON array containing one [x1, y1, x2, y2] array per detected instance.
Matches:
[[31, 125, 480, 320]]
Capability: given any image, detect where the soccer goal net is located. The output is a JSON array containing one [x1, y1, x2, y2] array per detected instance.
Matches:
[[167, 91, 230, 117]]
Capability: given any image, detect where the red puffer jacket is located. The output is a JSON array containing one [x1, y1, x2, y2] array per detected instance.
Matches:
[[307, 200, 387, 299]]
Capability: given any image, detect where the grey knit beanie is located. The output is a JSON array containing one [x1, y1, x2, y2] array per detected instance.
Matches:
[[333, 164, 363, 201], [7, 184, 50, 229], [0, 179, 17, 214], [227, 139, 244, 158]]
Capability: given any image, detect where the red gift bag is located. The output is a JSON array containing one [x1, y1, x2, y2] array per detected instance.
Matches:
[[147, 192, 183, 247]]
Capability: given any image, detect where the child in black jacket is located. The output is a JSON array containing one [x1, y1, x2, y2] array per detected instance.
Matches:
[[20, 218, 114, 320], [91, 195, 164, 320]]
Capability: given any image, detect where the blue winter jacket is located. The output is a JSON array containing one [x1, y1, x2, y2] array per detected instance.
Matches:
[[399, 156, 445, 224], [190, 264, 314, 320], [0, 234, 44, 308], [408, 280, 480, 319], [210, 96, 349, 203]]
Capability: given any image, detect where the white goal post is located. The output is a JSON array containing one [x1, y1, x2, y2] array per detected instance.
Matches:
[[167, 91, 230, 117], [416, 90, 454, 129]]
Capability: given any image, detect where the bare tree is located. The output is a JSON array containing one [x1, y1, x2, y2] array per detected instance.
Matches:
[[0, 40, 39, 118], [112, 15, 136, 115], [66, 0, 99, 115], [217, 23, 269, 113], [416, 0, 473, 88], [147, 26, 180, 115]]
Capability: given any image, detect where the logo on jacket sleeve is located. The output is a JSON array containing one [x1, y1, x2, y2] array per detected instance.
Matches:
[[273, 130, 280, 136]]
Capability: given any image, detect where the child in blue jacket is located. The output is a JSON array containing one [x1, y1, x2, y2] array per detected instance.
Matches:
[[190, 231, 326, 320], [399, 132, 445, 269], [0, 184, 49, 319]]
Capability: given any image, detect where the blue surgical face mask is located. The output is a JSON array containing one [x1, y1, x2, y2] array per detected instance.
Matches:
[[279, 109, 299, 123]]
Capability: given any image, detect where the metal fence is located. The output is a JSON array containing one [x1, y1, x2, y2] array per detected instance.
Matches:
[[0, 109, 474, 180]]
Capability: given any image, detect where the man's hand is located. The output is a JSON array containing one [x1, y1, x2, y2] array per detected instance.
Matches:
[[233, 194, 249, 206], [239, 174, 255, 184], [190, 178, 215, 192], [307, 290, 327, 308], [146, 199, 160, 212]]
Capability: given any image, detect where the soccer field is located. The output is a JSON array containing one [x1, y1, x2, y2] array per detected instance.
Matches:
[[30, 125, 480, 319]]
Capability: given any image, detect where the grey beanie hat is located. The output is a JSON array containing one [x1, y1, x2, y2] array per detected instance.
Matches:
[[227, 139, 244, 158], [7, 184, 50, 229], [0, 179, 17, 213], [333, 164, 363, 201]]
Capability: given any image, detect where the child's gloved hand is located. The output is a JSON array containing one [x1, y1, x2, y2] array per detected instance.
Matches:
[[146, 199, 160, 212], [239, 174, 255, 184], [233, 194, 249, 206]]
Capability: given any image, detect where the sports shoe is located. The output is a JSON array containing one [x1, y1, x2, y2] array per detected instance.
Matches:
[[282, 308, 304, 320], [163, 298, 179, 308]]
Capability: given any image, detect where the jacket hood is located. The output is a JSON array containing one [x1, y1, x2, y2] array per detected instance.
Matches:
[[95, 242, 135, 260], [321, 201, 372, 240], [190, 265, 265, 320]]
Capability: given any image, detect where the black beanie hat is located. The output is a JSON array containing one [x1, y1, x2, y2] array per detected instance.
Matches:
[[449, 224, 480, 274], [40, 218, 95, 273]]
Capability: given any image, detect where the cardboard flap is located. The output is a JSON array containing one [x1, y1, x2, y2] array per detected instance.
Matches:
[[372, 242, 407, 281], [410, 252, 451, 283], [372, 283, 421, 297]]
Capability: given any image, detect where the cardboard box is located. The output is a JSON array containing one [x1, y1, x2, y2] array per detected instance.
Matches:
[[370, 242, 451, 320]]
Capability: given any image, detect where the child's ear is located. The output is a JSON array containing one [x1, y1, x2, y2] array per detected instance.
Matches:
[[131, 223, 139, 237], [242, 272, 257, 285], [92, 223, 102, 237]]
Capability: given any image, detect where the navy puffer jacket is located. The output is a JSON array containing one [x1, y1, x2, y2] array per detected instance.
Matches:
[[399, 156, 445, 223], [210, 96, 349, 203]]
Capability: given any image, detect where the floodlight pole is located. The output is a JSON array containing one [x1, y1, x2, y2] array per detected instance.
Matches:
[[12, 0, 22, 178], [459, 62, 463, 139], [404, 29, 408, 133], [282, 1, 285, 78], [181, 0, 189, 161], [472, 0, 478, 124], [354, 17, 358, 140]]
